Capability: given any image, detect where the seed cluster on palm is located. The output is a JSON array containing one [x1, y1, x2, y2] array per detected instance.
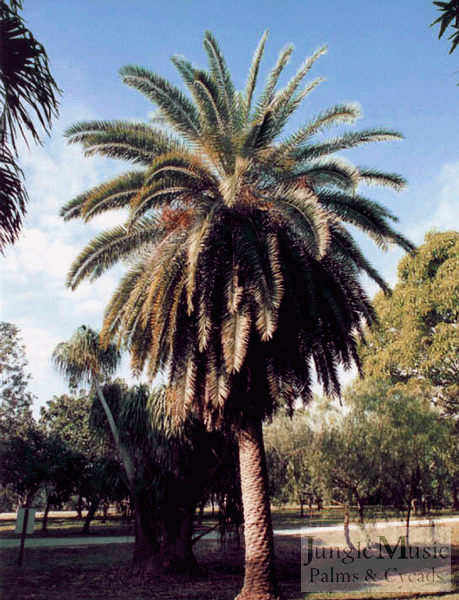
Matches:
[[61, 31, 414, 600]]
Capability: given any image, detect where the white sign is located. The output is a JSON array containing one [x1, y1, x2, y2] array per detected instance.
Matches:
[[15, 509, 36, 534]]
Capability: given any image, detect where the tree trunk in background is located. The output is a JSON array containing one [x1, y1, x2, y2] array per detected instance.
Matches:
[[157, 504, 200, 575], [76, 495, 83, 519], [452, 479, 459, 510], [131, 493, 160, 564], [82, 497, 100, 534], [236, 418, 283, 600], [42, 497, 53, 532]]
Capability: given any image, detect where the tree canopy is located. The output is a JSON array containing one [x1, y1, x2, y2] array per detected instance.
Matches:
[[0, 321, 34, 438], [361, 230, 459, 414]]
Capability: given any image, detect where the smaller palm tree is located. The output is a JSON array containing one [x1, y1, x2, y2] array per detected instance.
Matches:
[[52, 325, 166, 562], [52, 325, 121, 455]]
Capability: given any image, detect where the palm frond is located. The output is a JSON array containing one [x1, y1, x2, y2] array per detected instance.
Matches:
[[242, 30, 269, 121], [0, 3, 60, 152], [270, 103, 362, 163], [119, 65, 201, 142], [328, 223, 390, 294], [66, 219, 162, 290], [0, 145, 27, 250], [267, 46, 327, 138], [65, 120, 180, 165], [252, 42, 294, 122], [52, 325, 121, 385], [292, 129, 404, 163], [269, 182, 331, 259], [357, 167, 408, 191], [285, 157, 361, 192], [317, 190, 415, 253], [222, 304, 252, 373], [203, 31, 237, 125], [144, 153, 218, 192], [268, 76, 326, 141], [61, 171, 146, 222]]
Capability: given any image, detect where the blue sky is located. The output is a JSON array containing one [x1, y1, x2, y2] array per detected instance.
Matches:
[[2, 0, 459, 414]]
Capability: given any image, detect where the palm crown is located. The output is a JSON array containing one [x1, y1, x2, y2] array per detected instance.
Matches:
[[61, 31, 414, 429]]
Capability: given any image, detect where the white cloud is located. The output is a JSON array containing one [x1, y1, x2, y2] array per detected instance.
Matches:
[[408, 161, 459, 241], [1, 228, 79, 282]]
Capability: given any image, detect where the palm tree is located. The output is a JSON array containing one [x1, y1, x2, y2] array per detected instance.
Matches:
[[52, 326, 121, 452], [52, 325, 162, 562], [60, 32, 414, 599], [0, 0, 60, 251]]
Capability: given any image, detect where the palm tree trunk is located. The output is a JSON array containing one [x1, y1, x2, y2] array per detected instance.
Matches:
[[131, 493, 160, 564], [236, 418, 283, 600], [94, 377, 122, 450]]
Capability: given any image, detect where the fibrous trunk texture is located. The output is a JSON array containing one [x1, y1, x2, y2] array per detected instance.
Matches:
[[236, 418, 284, 600]]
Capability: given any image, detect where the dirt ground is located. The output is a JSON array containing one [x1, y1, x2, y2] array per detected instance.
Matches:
[[1, 533, 458, 600], [1, 513, 458, 600]]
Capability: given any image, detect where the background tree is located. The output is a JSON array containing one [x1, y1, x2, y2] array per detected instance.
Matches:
[[313, 403, 385, 526], [60, 31, 413, 600], [39, 391, 104, 458], [0, 425, 57, 509], [39, 391, 114, 520], [265, 410, 322, 516], [0, 0, 60, 250], [361, 230, 459, 414], [37, 435, 83, 532], [51, 328, 156, 542], [348, 380, 451, 542], [0, 321, 34, 439]]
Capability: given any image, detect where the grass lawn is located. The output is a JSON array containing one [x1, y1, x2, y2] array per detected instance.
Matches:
[[0, 508, 458, 600]]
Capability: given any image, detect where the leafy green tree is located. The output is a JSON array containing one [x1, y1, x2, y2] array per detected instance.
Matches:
[[0, 426, 44, 507], [39, 391, 114, 520], [348, 380, 451, 542], [265, 411, 321, 516], [38, 436, 83, 532], [359, 231, 459, 514], [79, 455, 127, 534], [0, 424, 81, 515], [0, 0, 60, 250], [60, 32, 413, 599], [40, 391, 104, 458], [361, 230, 459, 414], [313, 404, 385, 526], [0, 321, 34, 438]]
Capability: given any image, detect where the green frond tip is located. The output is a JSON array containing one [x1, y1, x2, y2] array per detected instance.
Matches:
[[243, 30, 269, 118], [203, 31, 236, 109], [358, 167, 408, 191]]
